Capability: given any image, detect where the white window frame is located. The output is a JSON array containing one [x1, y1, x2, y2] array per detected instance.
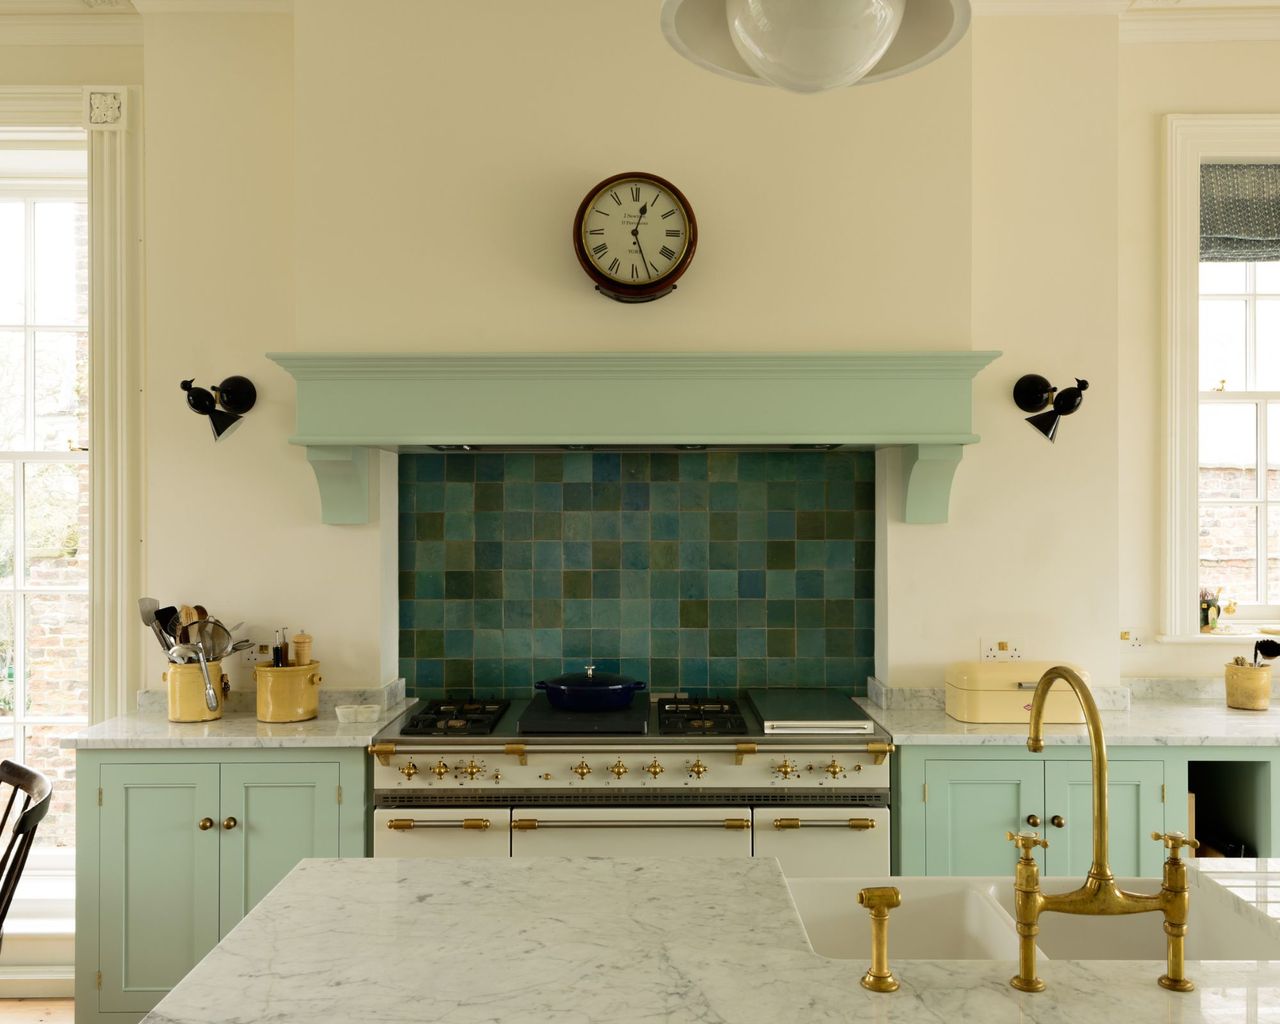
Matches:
[[1165, 114, 1280, 637]]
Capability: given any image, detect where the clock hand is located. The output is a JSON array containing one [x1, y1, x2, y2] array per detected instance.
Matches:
[[631, 202, 652, 280]]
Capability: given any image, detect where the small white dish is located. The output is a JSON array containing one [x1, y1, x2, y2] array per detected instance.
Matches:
[[335, 705, 359, 723], [356, 704, 381, 723]]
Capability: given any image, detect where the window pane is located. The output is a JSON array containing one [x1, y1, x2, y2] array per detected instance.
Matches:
[[0, 202, 23, 325], [1259, 300, 1280, 391], [1269, 507, 1280, 604], [1199, 402, 1258, 499], [34, 330, 88, 451], [0, 594, 12, 712], [0, 463, 12, 588], [25, 724, 75, 848], [1199, 299, 1247, 390], [1258, 261, 1280, 294], [0, 721, 14, 772], [33, 201, 86, 327], [23, 462, 89, 587], [1200, 262, 1247, 294], [1200, 503, 1258, 604], [25, 592, 88, 718], [0, 330, 23, 450]]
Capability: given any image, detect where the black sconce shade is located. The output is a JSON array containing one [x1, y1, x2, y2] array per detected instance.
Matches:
[[1013, 374, 1089, 443], [181, 375, 257, 441]]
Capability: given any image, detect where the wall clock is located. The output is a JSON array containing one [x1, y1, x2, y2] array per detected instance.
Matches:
[[572, 171, 697, 303]]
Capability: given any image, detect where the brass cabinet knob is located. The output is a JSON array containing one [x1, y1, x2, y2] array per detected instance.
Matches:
[[1050, 815, 1066, 829], [222, 816, 238, 830], [608, 759, 629, 779], [198, 817, 214, 831], [398, 759, 420, 781], [687, 759, 709, 779], [773, 759, 799, 779], [430, 759, 450, 779], [1026, 814, 1042, 828], [644, 758, 665, 779], [824, 760, 845, 779], [461, 759, 485, 780], [571, 759, 592, 780]]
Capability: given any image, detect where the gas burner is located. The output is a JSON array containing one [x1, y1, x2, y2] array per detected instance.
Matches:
[[658, 697, 748, 736], [400, 698, 510, 737]]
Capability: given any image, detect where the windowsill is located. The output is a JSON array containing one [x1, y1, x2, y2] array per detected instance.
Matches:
[[1157, 629, 1280, 643]]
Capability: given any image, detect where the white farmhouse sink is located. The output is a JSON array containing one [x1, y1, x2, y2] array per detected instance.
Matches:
[[785, 877, 1018, 960]]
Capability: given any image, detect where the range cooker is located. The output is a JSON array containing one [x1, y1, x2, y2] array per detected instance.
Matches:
[[369, 690, 893, 877]]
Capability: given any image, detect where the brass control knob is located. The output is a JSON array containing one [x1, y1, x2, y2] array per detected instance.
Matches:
[[430, 759, 450, 780], [398, 759, 420, 781], [687, 759, 709, 779], [571, 759, 593, 780], [823, 759, 845, 779], [644, 758, 665, 779], [1050, 815, 1066, 829], [491, 771, 503, 783], [198, 817, 214, 831], [608, 759, 629, 779], [773, 759, 799, 780], [461, 759, 485, 780], [222, 816, 238, 831]]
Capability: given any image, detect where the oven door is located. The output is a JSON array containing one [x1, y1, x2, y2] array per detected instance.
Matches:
[[373, 808, 511, 858], [510, 807, 752, 858], [752, 806, 889, 877]]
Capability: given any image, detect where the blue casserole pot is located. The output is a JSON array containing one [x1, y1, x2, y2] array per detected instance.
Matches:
[[534, 668, 647, 712]]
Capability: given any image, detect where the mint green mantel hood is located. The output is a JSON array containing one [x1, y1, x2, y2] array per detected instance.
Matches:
[[268, 351, 1000, 526]]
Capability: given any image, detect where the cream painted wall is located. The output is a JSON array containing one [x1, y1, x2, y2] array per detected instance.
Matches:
[[1118, 41, 1280, 678], [0, 45, 140, 86]]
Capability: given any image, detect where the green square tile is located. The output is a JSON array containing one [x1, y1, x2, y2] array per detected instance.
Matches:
[[738, 541, 766, 570], [678, 452, 708, 481], [826, 600, 855, 627], [591, 629, 620, 657], [413, 456, 445, 482], [398, 572, 415, 600], [622, 542, 650, 570], [532, 512, 562, 540], [417, 543, 446, 572], [650, 452, 679, 481], [412, 600, 444, 629], [444, 660, 473, 687], [504, 659, 533, 687], [620, 600, 649, 629], [707, 452, 737, 481], [445, 629, 474, 658], [709, 599, 737, 628], [796, 599, 826, 629], [855, 628, 874, 657], [767, 511, 795, 539], [651, 541, 678, 571], [738, 658, 767, 686], [504, 570, 532, 599], [563, 628, 591, 658], [679, 571, 708, 599], [737, 599, 766, 627], [679, 511, 710, 540], [709, 658, 738, 687], [591, 512, 621, 540], [737, 481, 767, 511], [766, 630, 796, 657], [679, 542, 709, 570], [824, 451, 857, 479], [650, 481, 679, 511], [826, 480, 855, 509], [593, 481, 621, 510], [475, 600, 503, 629], [444, 513, 474, 541], [708, 570, 737, 600], [399, 632, 414, 658], [796, 511, 825, 540], [564, 541, 591, 569], [825, 629, 855, 657], [503, 512, 533, 542], [533, 542, 562, 572], [504, 601, 532, 629], [767, 658, 798, 686], [415, 482, 445, 511], [650, 657, 679, 685], [592, 600, 621, 628], [621, 511, 649, 540], [651, 630, 679, 658], [766, 481, 796, 510], [593, 570, 620, 599], [796, 658, 826, 685], [709, 482, 738, 510], [474, 482, 504, 511], [415, 572, 444, 599], [680, 659, 708, 686], [416, 513, 444, 540], [766, 541, 796, 570], [620, 628, 649, 657], [738, 511, 767, 541], [534, 454, 563, 481], [622, 482, 650, 511], [474, 659, 503, 688], [415, 629, 444, 658], [621, 452, 650, 481], [679, 599, 709, 628], [563, 452, 592, 482], [592, 453, 621, 481], [767, 600, 795, 628], [709, 511, 738, 541], [797, 629, 825, 658], [503, 542, 532, 571], [445, 455, 475, 482], [475, 513, 503, 543], [445, 571, 474, 599], [679, 482, 709, 511], [444, 484, 473, 514], [504, 454, 534, 481], [854, 600, 874, 629], [534, 483, 563, 512], [474, 571, 503, 600], [620, 570, 649, 599], [651, 599, 678, 628], [563, 599, 592, 629], [738, 628, 766, 658], [795, 453, 826, 480], [826, 511, 855, 539], [564, 483, 592, 511], [533, 628, 561, 657], [709, 629, 737, 657], [474, 454, 504, 481], [563, 511, 590, 541], [532, 599, 562, 627], [709, 542, 737, 570], [651, 571, 679, 599], [738, 452, 768, 481], [563, 570, 592, 600], [592, 540, 621, 569], [504, 629, 533, 657], [506, 482, 534, 511], [766, 571, 796, 599], [679, 630, 708, 658], [854, 482, 874, 511], [855, 571, 873, 598]]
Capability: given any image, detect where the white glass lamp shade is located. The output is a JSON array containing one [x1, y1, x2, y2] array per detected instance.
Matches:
[[726, 0, 905, 93], [660, 0, 971, 91]]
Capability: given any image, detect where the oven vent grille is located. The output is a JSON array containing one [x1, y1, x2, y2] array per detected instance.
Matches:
[[375, 790, 889, 809]]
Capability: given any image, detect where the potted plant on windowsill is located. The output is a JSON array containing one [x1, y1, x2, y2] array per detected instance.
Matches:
[[1226, 640, 1280, 711]]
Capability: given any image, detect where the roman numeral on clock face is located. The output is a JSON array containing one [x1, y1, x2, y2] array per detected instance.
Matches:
[[661, 209, 676, 219], [630, 185, 641, 202], [659, 245, 676, 261], [610, 191, 622, 205], [665, 229, 681, 237], [591, 242, 608, 257], [588, 228, 605, 236], [608, 257, 620, 274]]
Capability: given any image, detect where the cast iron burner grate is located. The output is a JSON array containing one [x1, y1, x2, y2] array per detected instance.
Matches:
[[400, 698, 510, 736], [658, 697, 748, 736]]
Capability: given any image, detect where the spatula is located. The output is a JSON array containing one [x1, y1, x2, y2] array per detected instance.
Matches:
[[138, 597, 173, 656]]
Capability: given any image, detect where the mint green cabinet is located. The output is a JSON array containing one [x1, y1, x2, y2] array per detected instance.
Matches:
[[896, 750, 1165, 877], [76, 747, 367, 1024]]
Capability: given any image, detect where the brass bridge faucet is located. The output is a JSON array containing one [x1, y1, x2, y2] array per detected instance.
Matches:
[[1008, 665, 1199, 994]]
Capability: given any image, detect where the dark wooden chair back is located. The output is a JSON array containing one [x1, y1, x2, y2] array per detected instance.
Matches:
[[0, 760, 53, 950]]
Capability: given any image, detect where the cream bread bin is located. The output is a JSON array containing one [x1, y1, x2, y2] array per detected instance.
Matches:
[[944, 661, 1089, 724]]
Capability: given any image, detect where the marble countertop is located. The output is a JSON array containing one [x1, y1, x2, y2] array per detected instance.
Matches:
[[858, 696, 1280, 746], [141, 856, 1280, 1024], [61, 702, 412, 749]]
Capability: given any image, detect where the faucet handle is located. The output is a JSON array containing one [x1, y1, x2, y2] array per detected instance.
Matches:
[[1006, 829, 1049, 854], [1152, 831, 1200, 859]]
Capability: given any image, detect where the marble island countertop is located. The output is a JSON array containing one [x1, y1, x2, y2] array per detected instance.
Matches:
[[858, 696, 1280, 746], [60, 702, 413, 749], [141, 856, 1280, 1024]]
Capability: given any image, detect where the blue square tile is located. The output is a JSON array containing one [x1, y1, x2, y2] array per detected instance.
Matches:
[[505, 570, 532, 599], [445, 483, 474, 512], [620, 600, 650, 629], [532, 570, 562, 598], [592, 453, 621, 481], [651, 599, 679, 629], [622, 482, 650, 511], [474, 659, 503, 688], [766, 570, 796, 599], [415, 572, 445, 599], [679, 571, 708, 599], [680, 659, 709, 686], [678, 452, 708, 480], [533, 628, 561, 658], [534, 482, 562, 511], [651, 571, 679, 599], [768, 658, 798, 685], [708, 570, 737, 600], [564, 541, 591, 569], [620, 657, 650, 681], [504, 454, 534, 481], [709, 482, 738, 511], [504, 659, 533, 687], [650, 630, 679, 658], [737, 452, 768, 481], [679, 511, 709, 540], [738, 569, 766, 600], [825, 570, 855, 599], [504, 629, 533, 657], [591, 511, 621, 540], [796, 657, 826, 684], [650, 482, 679, 512], [824, 658, 858, 687], [709, 658, 738, 687], [796, 570, 825, 599], [592, 600, 620, 628], [594, 570, 620, 599], [591, 629, 620, 657], [622, 542, 650, 570], [416, 659, 444, 687], [651, 512, 679, 540], [621, 511, 650, 540], [827, 479, 855, 509], [444, 601, 473, 629], [767, 510, 796, 539], [445, 629, 474, 658], [620, 571, 649, 599], [563, 628, 591, 658], [679, 542, 709, 570], [413, 456, 445, 482], [563, 452, 592, 482], [563, 599, 593, 629], [620, 628, 649, 657], [474, 454, 504, 481], [825, 541, 855, 569], [738, 628, 766, 658], [795, 453, 827, 481], [533, 542, 562, 571], [474, 512, 503, 542], [504, 601, 532, 629], [590, 657, 621, 675]]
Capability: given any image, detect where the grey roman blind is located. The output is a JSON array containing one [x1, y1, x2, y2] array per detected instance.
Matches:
[[1201, 163, 1280, 262]]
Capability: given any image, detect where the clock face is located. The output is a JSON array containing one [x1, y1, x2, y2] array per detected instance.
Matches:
[[578, 176, 692, 286]]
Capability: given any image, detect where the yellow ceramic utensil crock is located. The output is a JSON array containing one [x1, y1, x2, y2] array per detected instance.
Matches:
[[255, 661, 322, 723], [165, 660, 225, 722]]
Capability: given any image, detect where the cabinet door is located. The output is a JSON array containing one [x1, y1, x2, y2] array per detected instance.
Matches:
[[98, 762, 221, 1014], [373, 808, 511, 857], [510, 808, 752, 858], [218, 762, 341, 936], [1043, 760, 1164, 878], [924, 760, 1045, 876], [753, 806, 889, 877]]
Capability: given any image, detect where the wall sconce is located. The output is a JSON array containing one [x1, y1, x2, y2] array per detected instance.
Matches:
[[1012, 374, 1089, 443], [180, 375, 257, 440]]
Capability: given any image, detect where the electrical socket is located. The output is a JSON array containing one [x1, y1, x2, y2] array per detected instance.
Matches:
[[1119, 629, 1143, 649], [980, 637, 1023, 662], [243, 643, 272, 666]]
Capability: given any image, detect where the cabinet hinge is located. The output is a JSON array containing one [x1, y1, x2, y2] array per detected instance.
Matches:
[[336, 785, 342, 805], [922, 783, 928, 803], [97, 787, 102, 807], [96, 971, 102, 991], [1161, 784, 1166, 803]]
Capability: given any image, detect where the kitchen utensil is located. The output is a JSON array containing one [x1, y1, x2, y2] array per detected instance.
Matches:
[[154, 606, 178, 645], [176, 605, 199, 644], [185, 618, 233, 661], [534, 666, 646, 712], [228, 638, 254, 654], [138, 597, 173, 657]]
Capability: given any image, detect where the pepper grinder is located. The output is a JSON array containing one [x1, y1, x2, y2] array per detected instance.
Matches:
[[292, 630, 313, 667]]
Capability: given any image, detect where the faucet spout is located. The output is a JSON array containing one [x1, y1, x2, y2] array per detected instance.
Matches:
[[1027, 665, 1111, 881]]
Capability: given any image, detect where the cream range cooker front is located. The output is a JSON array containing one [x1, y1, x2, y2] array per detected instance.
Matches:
[[370, 696, 893, 878]]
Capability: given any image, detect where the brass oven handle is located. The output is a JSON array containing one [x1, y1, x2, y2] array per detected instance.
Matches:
[[773, 818, 877, 830], [386, 818, 491, 831], [512, 818, 750, 831]]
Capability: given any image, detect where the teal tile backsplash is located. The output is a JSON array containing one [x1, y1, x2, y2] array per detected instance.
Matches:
[[398, 450, 874, 698]]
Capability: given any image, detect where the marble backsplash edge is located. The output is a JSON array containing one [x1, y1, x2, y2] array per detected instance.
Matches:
[[137, 677, 406, 716], [866, 673, 1278, 709]]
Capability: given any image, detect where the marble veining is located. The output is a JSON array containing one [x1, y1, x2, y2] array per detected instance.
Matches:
[[61, 702, 413, 749], [865, 678, 1130, 712], [857, 697, 1280, 746], [140, 857, 1280, 1024], [134, 677, 405, 715]]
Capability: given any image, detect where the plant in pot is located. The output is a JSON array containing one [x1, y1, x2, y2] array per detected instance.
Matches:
[[1225, 640, 1280, 711]]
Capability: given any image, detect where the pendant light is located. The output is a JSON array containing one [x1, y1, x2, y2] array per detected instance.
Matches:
[[660, 0, 971, 93]]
